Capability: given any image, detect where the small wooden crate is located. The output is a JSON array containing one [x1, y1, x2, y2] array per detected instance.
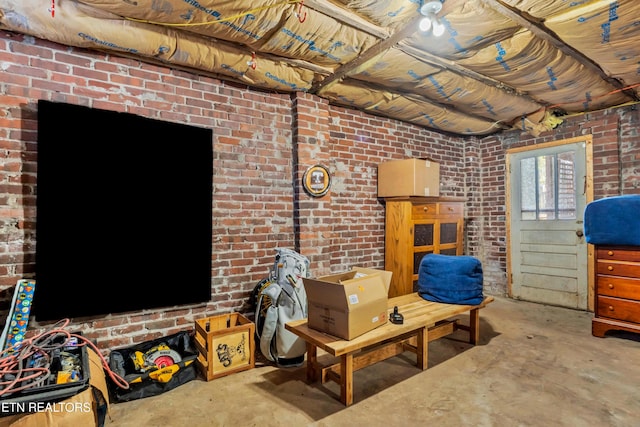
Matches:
[[194, 312, 255, 381]]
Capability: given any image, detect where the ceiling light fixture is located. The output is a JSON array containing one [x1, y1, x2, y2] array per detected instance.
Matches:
[[419, 1, 445, 37]]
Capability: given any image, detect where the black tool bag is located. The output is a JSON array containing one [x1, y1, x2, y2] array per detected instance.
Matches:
[[107, 330, 198, 403]]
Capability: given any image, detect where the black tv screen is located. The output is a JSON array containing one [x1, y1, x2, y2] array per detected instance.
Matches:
[[34, 100, 213, 320]]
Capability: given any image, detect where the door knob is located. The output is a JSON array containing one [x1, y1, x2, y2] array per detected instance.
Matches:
[[576, 230, 584, 237]]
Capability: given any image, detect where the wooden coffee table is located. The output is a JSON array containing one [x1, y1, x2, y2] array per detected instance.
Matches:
[[285, 293, 494, 406]]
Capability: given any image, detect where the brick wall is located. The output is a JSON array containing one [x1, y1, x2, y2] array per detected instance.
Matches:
[[619, 108, 640, 194], [0, 30, 637, 354], [326, 105, 466, 271], [0, 31, 464, 353], [0, 31, 303, 351]]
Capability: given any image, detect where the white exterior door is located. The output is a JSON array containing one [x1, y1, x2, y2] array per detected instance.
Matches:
[[507, 138, 591, 310]]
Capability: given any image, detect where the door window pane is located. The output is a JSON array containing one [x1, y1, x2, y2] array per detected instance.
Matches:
[[558, 151, 577, 219], [519, 150, 577, 220], [538, 155, 556, 220], [520, 157, 536, 220]]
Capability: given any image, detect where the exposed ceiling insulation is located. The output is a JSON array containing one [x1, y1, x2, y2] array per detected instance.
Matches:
[[1, 0, 639, 137]]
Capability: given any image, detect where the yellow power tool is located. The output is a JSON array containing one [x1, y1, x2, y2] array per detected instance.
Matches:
[[131, 343, 182, 372], [128, 357, 196, 384]]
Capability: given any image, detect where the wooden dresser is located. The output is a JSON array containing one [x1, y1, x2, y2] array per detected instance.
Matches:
[[384, 197, 465, 298], [592, 245, 640, 337]]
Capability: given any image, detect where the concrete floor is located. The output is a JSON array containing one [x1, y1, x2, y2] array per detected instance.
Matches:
[[105, 296, 640, 427]]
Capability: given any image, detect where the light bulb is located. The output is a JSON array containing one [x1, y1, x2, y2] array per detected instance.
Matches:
[[419, 17, 432, 32], [432, 19, 445, 37]]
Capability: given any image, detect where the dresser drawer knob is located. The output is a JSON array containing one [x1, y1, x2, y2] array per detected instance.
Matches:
[[608, 250, 614, 256], [608, 306, 614, 312], [423, 207, 429, 212], [608, 283, 614, 289], [447, 207, 454, 211], [607, 266, 614, 271]]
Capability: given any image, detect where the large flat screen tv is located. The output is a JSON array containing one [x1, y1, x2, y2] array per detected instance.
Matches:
[[34, 100, 213, 321]]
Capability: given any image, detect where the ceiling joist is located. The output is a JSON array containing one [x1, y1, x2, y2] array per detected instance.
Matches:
[[310, 14, 423, 93]]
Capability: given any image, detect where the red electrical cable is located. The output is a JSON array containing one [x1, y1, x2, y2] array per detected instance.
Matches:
[[0, 319, 129, 397], [297, 1, 307, 23]]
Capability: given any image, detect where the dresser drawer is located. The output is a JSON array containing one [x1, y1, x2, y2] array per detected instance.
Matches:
[[597, 247, 640, 262], [412, 203, 438, 220], [597, 296, 640, 323], [597, 275, 640, 299], [597, 261, 640, 278], [438, 202, 463, 217]]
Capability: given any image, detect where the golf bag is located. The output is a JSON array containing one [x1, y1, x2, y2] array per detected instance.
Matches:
[[250, 248, 309, 367]]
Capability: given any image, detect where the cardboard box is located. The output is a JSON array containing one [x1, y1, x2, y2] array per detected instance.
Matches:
[[377, 158, 440, 197], [194, 313, 255, 381], [303, 267, 392, 340]]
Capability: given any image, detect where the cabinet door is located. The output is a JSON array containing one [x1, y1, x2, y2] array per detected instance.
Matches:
[[414, 222, 434, 247], [413, 221, 436, 290], [440, 222, 458, 244], [385, 199, 465, 297], [439, 220, 462, 255]]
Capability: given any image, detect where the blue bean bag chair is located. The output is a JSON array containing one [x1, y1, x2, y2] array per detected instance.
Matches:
[[584, 195, 640, 246], [417, 254, 484, 305]]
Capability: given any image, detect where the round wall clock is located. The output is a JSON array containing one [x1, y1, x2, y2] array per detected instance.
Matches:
[[302, 164, 331, 197]]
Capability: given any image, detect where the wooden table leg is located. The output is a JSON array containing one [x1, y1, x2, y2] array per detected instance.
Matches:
[[416, 326, 428, 370], [306, 342, 318, 382], [469, 308, 480, 344], [340, 353, 354, 406]]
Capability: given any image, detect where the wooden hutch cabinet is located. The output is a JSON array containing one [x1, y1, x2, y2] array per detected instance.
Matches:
[[592, 246, 640, 337], [384, 197, 465, 297]]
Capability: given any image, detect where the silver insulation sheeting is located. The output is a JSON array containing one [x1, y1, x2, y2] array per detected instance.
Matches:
[[1, 0, 638, 136]]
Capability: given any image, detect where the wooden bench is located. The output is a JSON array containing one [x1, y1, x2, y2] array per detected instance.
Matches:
[[285, 292, 494, 406]]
